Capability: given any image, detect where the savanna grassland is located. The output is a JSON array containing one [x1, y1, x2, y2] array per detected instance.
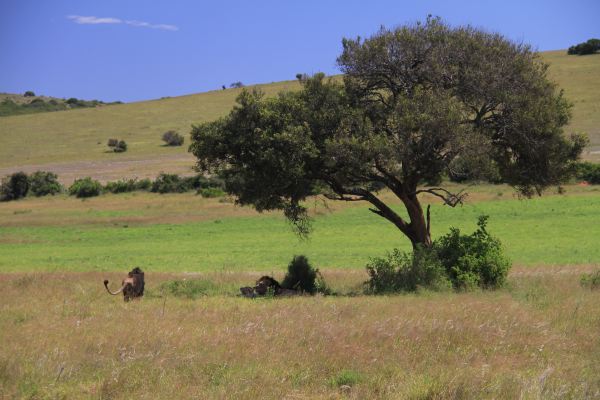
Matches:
[[0, 266, 599, 399], [1, 184, 600, 398], [0, 51, 599, 185], [0, 185, 599, 272], [1, 49, 600, 399]]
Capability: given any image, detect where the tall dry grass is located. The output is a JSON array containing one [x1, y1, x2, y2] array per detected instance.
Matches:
[[0, 267, 598, 399]]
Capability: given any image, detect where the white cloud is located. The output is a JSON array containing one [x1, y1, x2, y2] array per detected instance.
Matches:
[[67, 15, 178, 31], [67, 15, 122, 25], [125, 20, 178, 31]]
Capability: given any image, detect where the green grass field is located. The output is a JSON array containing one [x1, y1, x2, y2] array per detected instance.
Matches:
[[1, 186, 599, 273], [0, 51, 599, 184]]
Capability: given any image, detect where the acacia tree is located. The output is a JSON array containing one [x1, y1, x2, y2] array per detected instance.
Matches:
[[190, 17, 585, 249]]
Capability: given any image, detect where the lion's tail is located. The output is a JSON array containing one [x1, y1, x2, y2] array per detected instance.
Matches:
[[103, 280, 125, 296]]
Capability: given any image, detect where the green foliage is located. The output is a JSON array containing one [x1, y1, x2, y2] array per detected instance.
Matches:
[[580, 270, 600, 290], [229, 81, 244, 88], [161, 130, 184, 146], [151, 173, 189, 193], [329, 370, 362, 387], [0, 98, 66, 117], [568, 39, 600, 55], [281, 255, 318, 293], [574, 161, 600, 184], [107, 139, 127, 152], [23, 91, 35, 97], [366, 216, 510, 293], [104, 178, 150, 194], [28, 171, 62, 196], [191, 17, 583, 246], [68, 177, 102, 198], [198, 187, 225, 198], [365, 247, 451, 294], [0, 172, 30, 201], [435, 216, 511, 290], [158, 279, 219, 299]]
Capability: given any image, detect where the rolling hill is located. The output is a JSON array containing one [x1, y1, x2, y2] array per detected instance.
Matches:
[[0, 50, 598, 184]]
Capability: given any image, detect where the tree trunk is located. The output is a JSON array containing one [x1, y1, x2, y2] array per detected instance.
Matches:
[[401, 194, 432, 249]]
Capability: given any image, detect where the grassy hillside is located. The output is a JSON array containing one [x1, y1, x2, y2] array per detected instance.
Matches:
[[0, 51, 598, 183]]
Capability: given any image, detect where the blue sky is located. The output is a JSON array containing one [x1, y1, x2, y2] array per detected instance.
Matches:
[[1, 0, 598, 102]]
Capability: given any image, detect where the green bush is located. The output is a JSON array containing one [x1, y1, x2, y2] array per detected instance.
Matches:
[[68, 177, 102, 198], [580, 270, 600, 290], [281, 255, 319, 293], [29, 171, 62, 196], [0, 172, 30, 201], [574, 161, 600, 184], [198, 187, 225, 198], [151, 173, 189, 193], [23, 91, 35, 97], [104, 178, 150, 194], [435, 215, 510, 290], [365, 216, 510, 293], [567, 38, 600, 55], [365, 246, 450, 294], [107, 139, 127, 153], [162, 130, 185, 146]]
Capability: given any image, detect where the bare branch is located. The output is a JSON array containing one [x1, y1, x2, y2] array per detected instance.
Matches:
[[415, 186, 469, 207]]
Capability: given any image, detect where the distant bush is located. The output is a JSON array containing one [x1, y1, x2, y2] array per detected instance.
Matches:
[[0, 172, 30, 201], [107, 139, 127, 153], [230, 81, 244, 88], [568, 39, 600, 55], [198, 187, 225, 198], [104, 178, 150, 194], [23, 91, 35, 97], [29, 171, 62, 196], [151, 173, 189, 193], [281, 255, 319, 294], [580, 270, 600, 290], [435, 215, 510, 290], [574, 161, 600, 184], [162, 130, 184, 146], [68, 177, 102, 198]]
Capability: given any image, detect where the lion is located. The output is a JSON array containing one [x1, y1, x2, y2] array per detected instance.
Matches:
[[240, 275, 298, 298], [104, 267, 145, 302]]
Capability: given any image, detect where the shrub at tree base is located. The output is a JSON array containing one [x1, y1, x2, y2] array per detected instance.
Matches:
[[68, 177, 102, 198], [365, 216, 510, 293], [0, 172, 30, 202], [29, 171, 63, 196], [365, 247, 451, 294], [435, 215, 511, 290]]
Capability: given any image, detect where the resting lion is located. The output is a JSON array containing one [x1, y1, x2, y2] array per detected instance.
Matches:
[[104, 267, 145, 302], [240, 275, 297, 298]]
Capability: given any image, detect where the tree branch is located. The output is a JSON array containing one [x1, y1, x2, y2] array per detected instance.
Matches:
[[414, 187, 468, 207]]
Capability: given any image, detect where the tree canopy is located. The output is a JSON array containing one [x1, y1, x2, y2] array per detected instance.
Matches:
[[567, 39, 600, 55], [190, 17, 586, 248]]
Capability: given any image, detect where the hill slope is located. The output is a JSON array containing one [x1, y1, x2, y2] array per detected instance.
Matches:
[[0, 51, 598, 183]]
